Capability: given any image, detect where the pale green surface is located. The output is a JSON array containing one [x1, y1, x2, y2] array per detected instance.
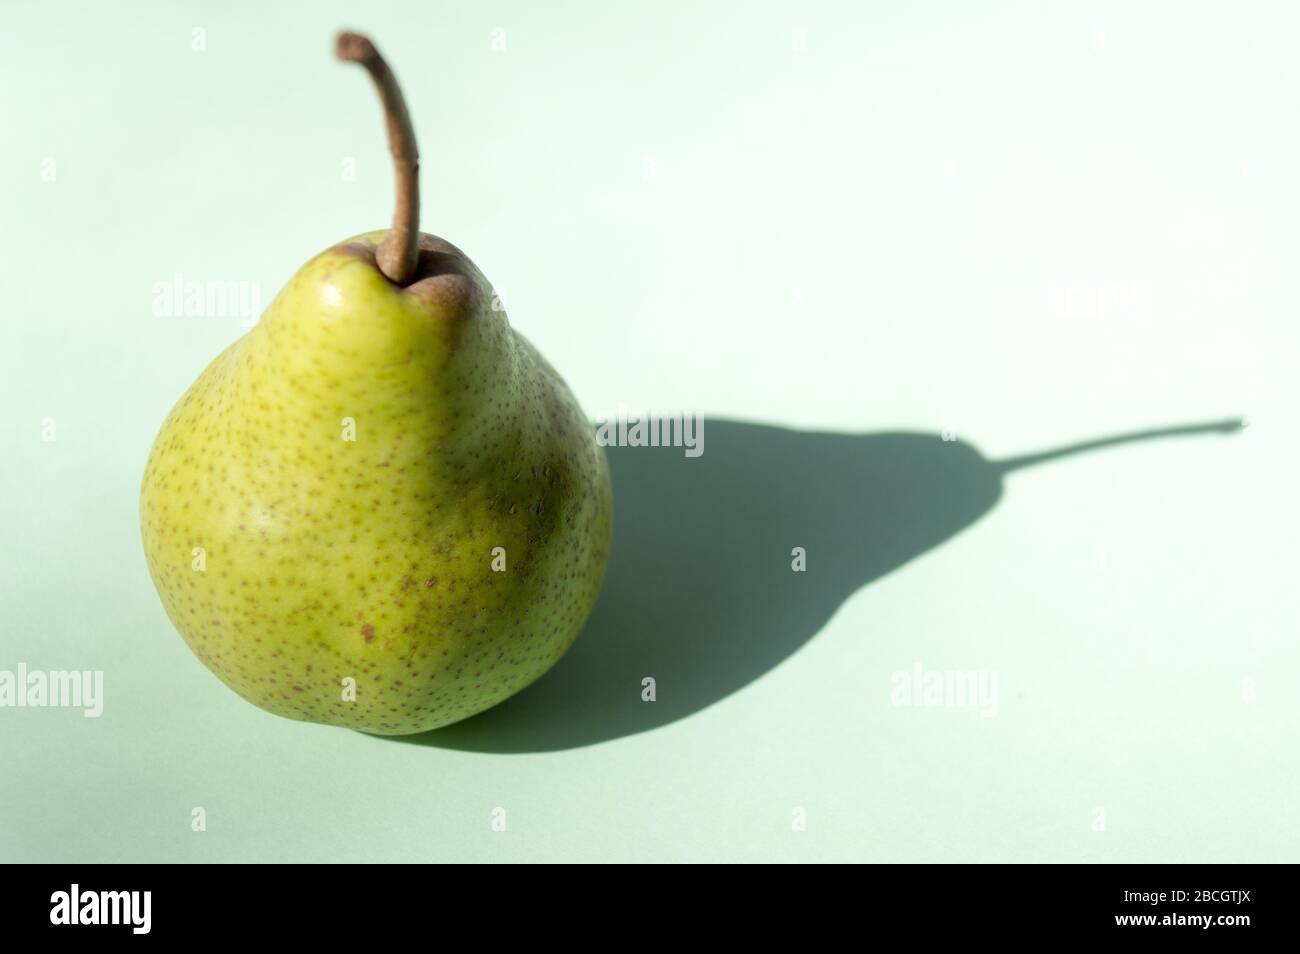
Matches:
[[2, 1, 1297, 862]]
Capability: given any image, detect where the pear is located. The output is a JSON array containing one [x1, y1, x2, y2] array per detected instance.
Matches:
[[139, 33, 612, 734]]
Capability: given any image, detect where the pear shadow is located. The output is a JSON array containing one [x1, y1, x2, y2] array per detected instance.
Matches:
[[385, 417, 1241, 753]]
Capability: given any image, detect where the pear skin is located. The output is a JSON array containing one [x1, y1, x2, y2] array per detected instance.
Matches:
[[141, 231, 613, 733]]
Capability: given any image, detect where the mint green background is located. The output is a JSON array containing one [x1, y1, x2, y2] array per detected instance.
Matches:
[[2, 1, 1297, 862]]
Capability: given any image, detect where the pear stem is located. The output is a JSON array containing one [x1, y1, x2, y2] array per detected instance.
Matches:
[[335, 31, 420, 286]]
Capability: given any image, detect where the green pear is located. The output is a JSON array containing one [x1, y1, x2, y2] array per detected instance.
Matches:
[[140, 33, 612, 734]]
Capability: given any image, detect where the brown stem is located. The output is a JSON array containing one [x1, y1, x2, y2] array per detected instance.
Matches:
[[335, 31, 420, 286]]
